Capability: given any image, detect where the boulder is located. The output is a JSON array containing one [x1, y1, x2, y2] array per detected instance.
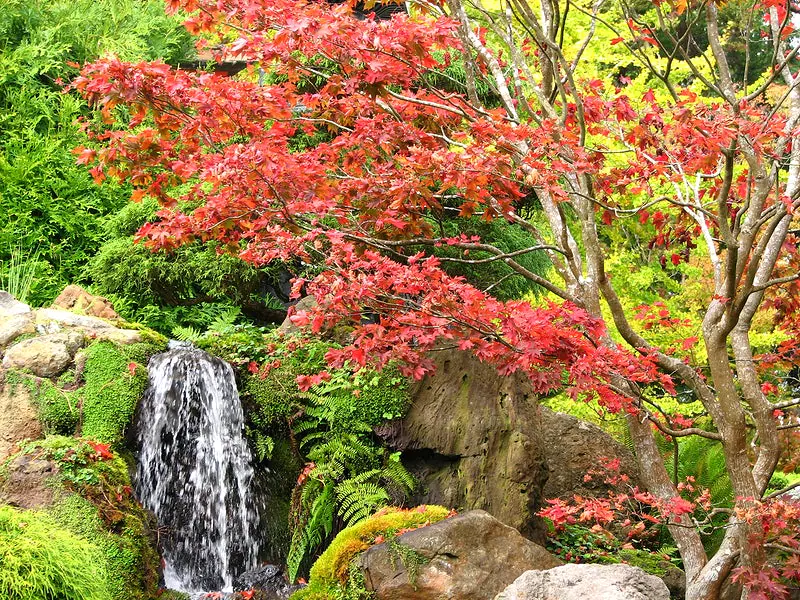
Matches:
[[0, 313, 35, 349], [278, 296, 318, 335], [2, 332, 85, 378], [0, 291, 31, 317], [0, 373, 43, 459], [51, 285, 120, 320], [494, 564, 671, 600], [360, 510, 562, 600], [376, 348, 549, 541], [35, 308, 113, 330], [540, 407, 641, 500], [0, 452, 58, 509], [233, 564, 301, 599], [34, 308, 142, 344]]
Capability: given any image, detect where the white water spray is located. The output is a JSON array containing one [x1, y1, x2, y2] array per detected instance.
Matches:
[[136, 342, 259, 593]]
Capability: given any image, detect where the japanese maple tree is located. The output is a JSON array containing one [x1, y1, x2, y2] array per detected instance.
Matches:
[[73, 0, 800, 598]]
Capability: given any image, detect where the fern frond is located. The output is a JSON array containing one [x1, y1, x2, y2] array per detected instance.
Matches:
[[171, 325, 202, 342], [207, 306, 241, 334]]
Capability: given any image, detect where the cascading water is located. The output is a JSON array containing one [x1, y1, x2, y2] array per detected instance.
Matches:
[[136, 341, 260, 594]]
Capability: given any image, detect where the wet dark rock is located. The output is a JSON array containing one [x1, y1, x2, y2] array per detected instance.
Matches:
[[232, 565, 300, 599], [377, 349, 549, 542]]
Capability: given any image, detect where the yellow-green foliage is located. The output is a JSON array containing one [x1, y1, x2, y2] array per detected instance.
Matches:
[[50, 494, 159, 600], [292, 506, 451, 600], [0, 504, 110, 600]]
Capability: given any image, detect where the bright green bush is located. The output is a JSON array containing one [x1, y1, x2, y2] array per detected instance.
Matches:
[[0, 504, 110, 600], [13, 436, 162, 600]]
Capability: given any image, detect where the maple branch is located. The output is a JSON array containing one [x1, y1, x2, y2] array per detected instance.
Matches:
[[643, 412, 723, 441], [772, 397, 800, 410], [348, 233, 575, 303]]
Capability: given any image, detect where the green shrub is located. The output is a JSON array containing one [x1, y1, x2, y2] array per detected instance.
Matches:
[[51, 494, 159, 600], [17, 437, 162, 600], [0, 504, 110, 600], [0, 0, 193, 305]]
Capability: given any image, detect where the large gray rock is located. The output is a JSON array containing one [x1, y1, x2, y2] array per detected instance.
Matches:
[[35, 308, 113, 330], [540, 407, 641, 500], [376, 349, 549, 541], [0, 372, 43, 459], [0, 291, 31, 317], [2, 331, 85, 378], [34, 308, 142, 344], [495, 564, 671, 600], [360, 510, 562, 600], [0, 313, 35, 349]]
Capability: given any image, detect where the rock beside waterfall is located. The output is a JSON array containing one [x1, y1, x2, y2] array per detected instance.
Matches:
[[0, 374, 42, 459], [359, 510, 562, 600], [0, 452, 58, 508], [494, 564, 671, 600], [233, 564, 302, 599]]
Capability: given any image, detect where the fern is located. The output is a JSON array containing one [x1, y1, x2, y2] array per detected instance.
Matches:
[[286, 381, 415, 580], [207, 306, 241, 335], [171, 324, 202, 342]]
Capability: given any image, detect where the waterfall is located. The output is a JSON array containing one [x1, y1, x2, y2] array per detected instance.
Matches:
[[136, 341, 260, 593]]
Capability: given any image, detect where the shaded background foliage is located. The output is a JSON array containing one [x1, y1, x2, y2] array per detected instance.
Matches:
[[0, 0, 193, 306]]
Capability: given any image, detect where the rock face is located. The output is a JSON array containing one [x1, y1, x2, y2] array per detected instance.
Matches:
[[360, 510, 562, 600], [0, 374, 42, 459], [539, 407, 641, 500], [51, 285, 119, 320], [0, 289, 151, 457], [0, 291, 31, 317], [2, 332, 85, 378], [377, 349, 549, 541], [494, 564, 671, 600], [0, 313, 35, 349], [0, 452, 58, 509]]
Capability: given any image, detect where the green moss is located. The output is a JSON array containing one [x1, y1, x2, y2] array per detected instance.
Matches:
[[0, 504, 110, 600], [6, 369, 80, 435], [80, 341, 151, 443], [294, 506, 451, 600]]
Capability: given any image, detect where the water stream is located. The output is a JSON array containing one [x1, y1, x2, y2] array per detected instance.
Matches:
[[136, 341, 260, 594]]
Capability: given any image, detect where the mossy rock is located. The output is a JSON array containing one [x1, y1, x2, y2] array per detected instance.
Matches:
[[79, 341, 154, 443], [293, 505, 451, 600], [7, 340, 164, 443], [4, 437, 162, 600]]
